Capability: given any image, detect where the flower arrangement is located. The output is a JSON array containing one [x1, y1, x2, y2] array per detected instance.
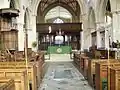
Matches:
[[32, 41, 37, 48]]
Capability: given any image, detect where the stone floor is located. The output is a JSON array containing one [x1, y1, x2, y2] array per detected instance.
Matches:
[[45, 54, 73, 62], [39, 61, 93, 90]]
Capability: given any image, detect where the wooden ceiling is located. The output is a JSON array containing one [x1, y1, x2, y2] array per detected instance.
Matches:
[[36, 23, 82, 34], [40, 0, 78, 12]]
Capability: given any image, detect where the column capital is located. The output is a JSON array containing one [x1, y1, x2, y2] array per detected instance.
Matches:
[[32, 13, 37, 16], [111, 10, 120, 15], [95, 22, 104, 25], [96, 22, 105, 30]]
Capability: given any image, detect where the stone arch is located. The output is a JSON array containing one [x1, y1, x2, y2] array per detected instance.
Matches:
[[46, 17, 71, 23], [88, 7, 96, 29], [96, 0, 111, 23], [110, 0, 120, 12], [31, 0, 86, 17], [42, 2, 77, 20], [24, 7, 34, 49], [9, 0, 20, 9], [24, 8, 31, 30], [96, 0, 120, 15]]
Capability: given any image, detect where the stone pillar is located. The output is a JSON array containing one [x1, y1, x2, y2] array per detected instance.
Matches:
[[28, 14, 37, 51], [36, 32, 39, 50], [37, 15, 44, 23], [112, 12, 120, 42], [80, 31, 84, 51], [97, 31, 101, 48], [72, 17, 76, 23], [96, 22, 105, 48], [105, 24, 112, 49], [18, 23, 24, 51], [17, 10, 25, 51], [83, 30, 91, 50], [105, 28, 109, 49]]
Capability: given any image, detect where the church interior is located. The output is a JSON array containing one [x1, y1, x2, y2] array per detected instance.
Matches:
[[0, 0, 120, 90]]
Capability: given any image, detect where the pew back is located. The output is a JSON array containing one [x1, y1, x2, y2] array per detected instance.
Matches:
[[0, 64, 37, 90], [95, 61, 120, 90], [0, 79, 15, 90], [0, 70, 27, 90]]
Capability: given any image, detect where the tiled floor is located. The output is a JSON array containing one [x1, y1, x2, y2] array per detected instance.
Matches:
[[39, 57, 93, 90]]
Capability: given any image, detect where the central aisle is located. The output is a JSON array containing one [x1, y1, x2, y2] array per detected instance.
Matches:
[[39, 62, 93, 90]]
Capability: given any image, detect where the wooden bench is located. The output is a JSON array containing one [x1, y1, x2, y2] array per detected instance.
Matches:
[[88, 59, 118, 87], [74, 53, 87, 70], [73, 53, 81, 67], [107, 65, 120, 90], [0, 79, 15, 90], [0, 70, 27, 90], [0, 64, 37, 90], [79, 56, 89, 78], [95, 60, 120, 90], [88, 59, 105, 86], [110, 67, 120, 90], [0, 57, 45, 87]]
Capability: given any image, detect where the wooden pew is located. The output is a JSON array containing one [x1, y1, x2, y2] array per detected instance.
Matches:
[[32, 56, 45, 86], [73, 53, 81, 67], [80, 55, 89, 78], [0, 79, 15, 90], [87, 59, 117, 87], [110, 67, 120, 90], [88, 59, 105, 86], [95, 60, 120, 90], [0, 70, 27, 90], [73, 53, 87, 70], [0, 64, 37, 90], [0, 51, 45, 89], [0, 55, 44, 88]]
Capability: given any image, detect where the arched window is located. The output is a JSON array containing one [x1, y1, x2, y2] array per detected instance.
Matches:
[[53, 18, 64, 23], [10, 0, 15, 8]]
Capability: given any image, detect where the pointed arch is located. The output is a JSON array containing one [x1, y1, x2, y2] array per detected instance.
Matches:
[[96, 0, 111, 22], [42, 2, 76, 19], [31, 0, 85, 16], [24, 8, 31, 30], [9, 0, 20, 9], [88, 7, 96, 29]]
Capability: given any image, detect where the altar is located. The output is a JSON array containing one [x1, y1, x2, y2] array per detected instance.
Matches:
[[47, 46, 72, 54]]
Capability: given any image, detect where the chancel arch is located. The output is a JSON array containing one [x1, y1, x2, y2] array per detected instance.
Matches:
[[42, 4, 77, 22], [37, 0, 80, 23], [45, 6, 72, 23], [31, 0, 85, 19], [35, 0, 82, 51]]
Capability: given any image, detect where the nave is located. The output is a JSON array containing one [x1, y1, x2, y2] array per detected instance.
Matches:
[[39, 55, 92, 90]]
